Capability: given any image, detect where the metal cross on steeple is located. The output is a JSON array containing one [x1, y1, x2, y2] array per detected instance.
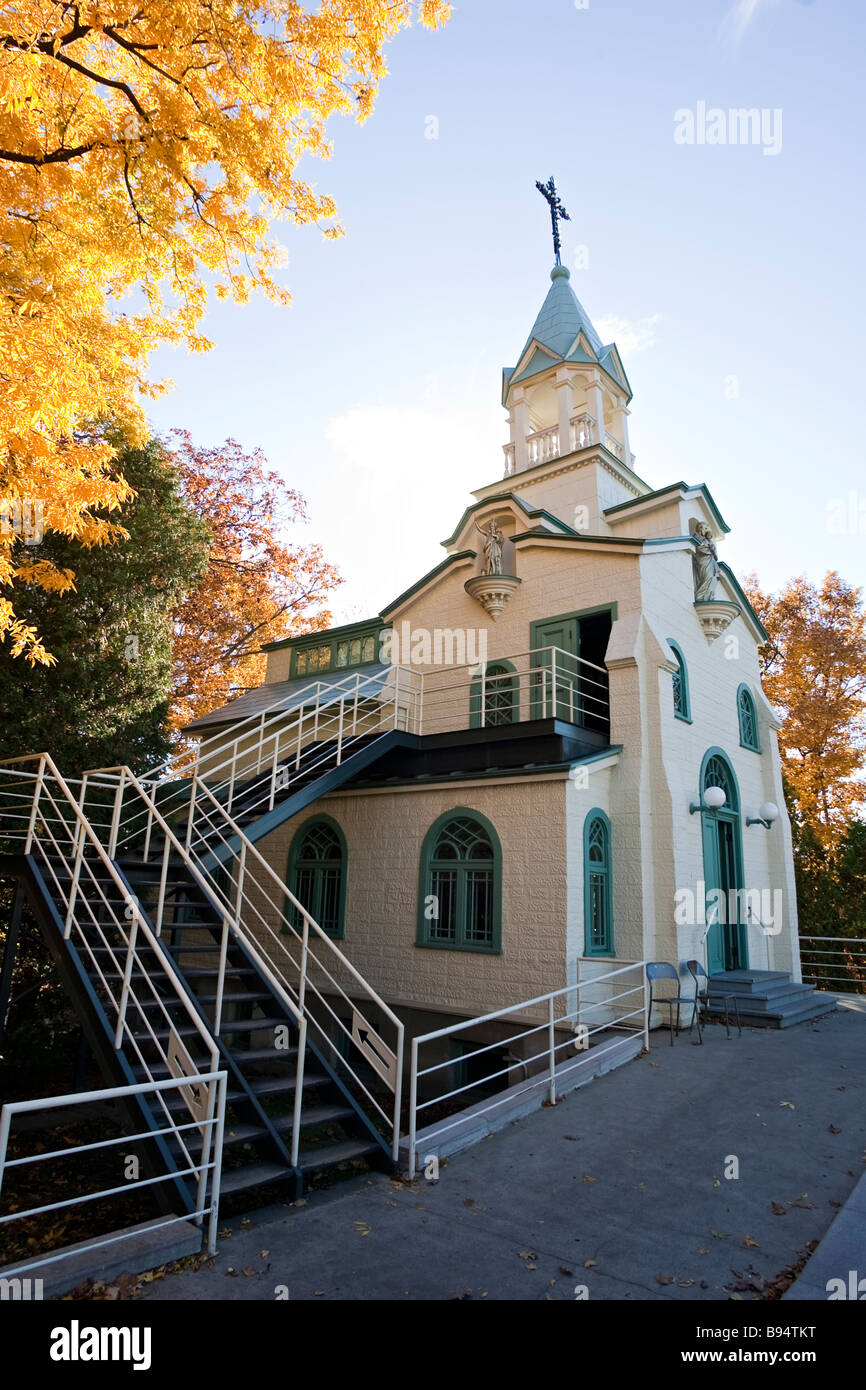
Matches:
[[535, 176, 571, 265]]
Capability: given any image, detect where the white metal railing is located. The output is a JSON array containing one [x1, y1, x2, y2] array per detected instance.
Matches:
[[799, 937, 866, 995], [0, 1071, 227, 1277], [112, 663, 423, 857], [77, 765, 405, 1163], [417, 644, 610, 738], [406, 961, 646, 1177], [0, 754, 225, 1260]]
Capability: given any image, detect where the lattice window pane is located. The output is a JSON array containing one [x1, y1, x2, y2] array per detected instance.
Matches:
[[299, 823, 341, 862], [430, 869, 457, 940], [465, 870, 493, 944], [434, 817, 493, 861], [319, 867, 342, 935]]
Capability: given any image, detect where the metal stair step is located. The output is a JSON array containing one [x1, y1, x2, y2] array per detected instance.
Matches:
[[297, 1138, 380, 1173], [237, 1073, 330, 1102], [218, 1017, 293, 1035], [233, 1045, 299, 1063], [219, 1162, 294, 1196], [197, 990, 275, 1007], [274, 1102, 356, 1132]]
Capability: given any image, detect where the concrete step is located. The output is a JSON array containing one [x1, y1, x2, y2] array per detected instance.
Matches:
[[707, 983, 815, 1013], [707, 970, 791, 997], [705, 991, 836, 1029]]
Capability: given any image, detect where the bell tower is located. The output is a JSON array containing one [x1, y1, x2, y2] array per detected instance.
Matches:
[[495, 180, 647, 532]]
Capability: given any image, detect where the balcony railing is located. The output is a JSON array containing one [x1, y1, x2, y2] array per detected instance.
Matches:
[[502, 412, 631, 477]]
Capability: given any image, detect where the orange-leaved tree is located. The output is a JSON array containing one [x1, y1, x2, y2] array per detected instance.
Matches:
[[0, 0, 449, 662], [744, 570, 866, 846], [168, 431, 340, 730]]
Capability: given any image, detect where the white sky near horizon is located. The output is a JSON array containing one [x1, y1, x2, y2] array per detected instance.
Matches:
[[145, 0, 865, 628]]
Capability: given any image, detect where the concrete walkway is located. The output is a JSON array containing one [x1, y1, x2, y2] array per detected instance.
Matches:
[[138, 1005, 866, 1302]]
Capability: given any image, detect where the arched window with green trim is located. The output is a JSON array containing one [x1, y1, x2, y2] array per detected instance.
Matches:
[[469, 661, 518, 728], [286, 816, 347, 939], [417, 810, 502, 953], [702, 750, 739, 808], [584, 809, 614, 956], [668, 640, 691, 722], [737, 684, 761, 752]]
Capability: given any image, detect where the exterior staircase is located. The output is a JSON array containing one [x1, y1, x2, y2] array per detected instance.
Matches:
[[116, 833, 393, 1202], [706, 969, 837, 1029]]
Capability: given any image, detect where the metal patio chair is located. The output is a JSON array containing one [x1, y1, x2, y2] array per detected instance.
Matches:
[[645, 961, 699, 1046], [686, 960, 742, 1041]]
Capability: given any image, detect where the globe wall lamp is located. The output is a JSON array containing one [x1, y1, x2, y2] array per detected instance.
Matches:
[[746, 802, 779, 830], [689, 786, 727, 815]]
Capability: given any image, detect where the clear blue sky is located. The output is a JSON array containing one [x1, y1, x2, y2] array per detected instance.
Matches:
[[146, 0, 866, 625]]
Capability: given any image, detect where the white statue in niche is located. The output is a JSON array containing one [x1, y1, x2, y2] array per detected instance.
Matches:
[[693, 522, 720, 601], [474, 518, 505, 576]]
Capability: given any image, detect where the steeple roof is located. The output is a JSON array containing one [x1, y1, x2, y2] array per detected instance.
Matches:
[[502, 265, 632, 403], [520, 264, 604, 360]]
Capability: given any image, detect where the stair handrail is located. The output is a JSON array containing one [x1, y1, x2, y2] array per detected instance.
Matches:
[[0, 753, 222, 1181], [114, 664, 423, 854], [183, 775, 406, 1160], [81, 764, 402, 1161], [141, 663, 421, 785]]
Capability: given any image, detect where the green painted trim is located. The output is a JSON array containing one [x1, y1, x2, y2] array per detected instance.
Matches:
[[667, 639, 692, 724], [513, 530, 643, 548], [699, 746, 742, 815], [583, 807, 614, 957], [289, 625, 383, 680], [284, 813, 347, 940], [380, 551, 475, 620], [263, 615, 383, 655], [502, 342, 633, 406], [469, 659, 518, 730], [416, 807, 503, 956], [698, 747, 747, 972], [530, 602, 618, 647], [440, 494, 578, 549], [717, 564, 770, 644], [604, 481, 731, 535], [736, 683, 762, 753]]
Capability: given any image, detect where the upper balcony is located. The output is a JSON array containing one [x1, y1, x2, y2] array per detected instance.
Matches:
[[503, 412, 634, 478]]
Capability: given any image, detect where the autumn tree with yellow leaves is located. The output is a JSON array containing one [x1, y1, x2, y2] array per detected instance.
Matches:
[[0, 0, 449, 662], [744, 570, 866, 847]]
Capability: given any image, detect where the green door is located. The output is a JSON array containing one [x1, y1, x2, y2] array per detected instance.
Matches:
[[531, 618, 579, 720], [700, 752, 748, 975]]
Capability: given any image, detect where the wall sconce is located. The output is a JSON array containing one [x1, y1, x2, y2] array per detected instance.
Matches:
[[746, 802, 779, 829], [689, 785, 727, 815]]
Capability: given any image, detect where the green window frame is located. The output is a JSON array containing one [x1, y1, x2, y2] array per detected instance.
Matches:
[[285, 815, 347, 939], [417, 809, 502, 954], [292, 625, 381, 679], [737, 684, 761, 752], [469, 660, 518, 728], [583, 808, 614, 957], [667, 639, 691, 723]]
